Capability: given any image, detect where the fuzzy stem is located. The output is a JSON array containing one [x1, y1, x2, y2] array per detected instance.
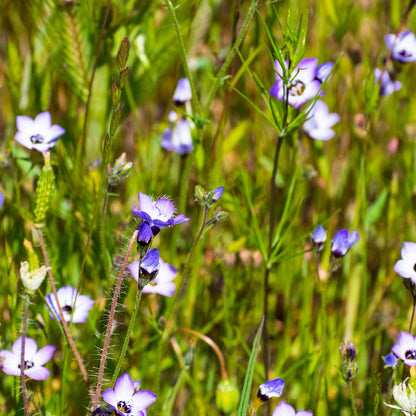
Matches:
[[35, 228, 89, 384], [92, 228, 138, 411], [173, 327, 228, 379], [409, 294, 416, 333], [111, 264, 144, 386], [20, 292, 30, 416]]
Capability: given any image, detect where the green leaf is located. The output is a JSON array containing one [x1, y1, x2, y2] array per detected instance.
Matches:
[[237, 316, 264, 416], [365, 188, 389, 225]]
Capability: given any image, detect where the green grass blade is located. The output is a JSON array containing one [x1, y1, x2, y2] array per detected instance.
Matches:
[[237, 315, 264, 416]]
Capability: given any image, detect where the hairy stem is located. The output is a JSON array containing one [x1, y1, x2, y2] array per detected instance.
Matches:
[[20, 292, 30, 416], [36, 228, 89, 384], [92, 228, 138, 411]]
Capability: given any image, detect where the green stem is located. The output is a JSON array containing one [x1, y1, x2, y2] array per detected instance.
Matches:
[[204, 0, 259, 117], [169, 154, 194, 262], [165, 0, 201, 116], [111, 273, 144, 385], [155, 205, 209, 393], [162, 364, 188, 416], [20, 292, 30, 416], [349, 380, 358, 416]]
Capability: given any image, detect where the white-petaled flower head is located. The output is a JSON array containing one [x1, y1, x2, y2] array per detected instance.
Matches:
[[20, 261, 49, 292], [385, 379, 416, 415]]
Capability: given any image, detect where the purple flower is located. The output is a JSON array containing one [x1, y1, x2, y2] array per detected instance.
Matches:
[[136, 222, 153, 248], [392, 331, 416, 367], [272, 402, 313, 416], [384, 353, 398, 368], [132, 193, 190, 236], [129, 258, 177, 297], [303, 100, 339, 141], [311, 225, 326, 251], [211, 187, 224, 203], [139, 248, 160, 281], [257, 378, 285, 402], [15, 111, 65, 152], [102, 373, 156, 416], [331, 229, 359, 257], [269, 58, 322, 108], [0, 192, 4, 209], [173, 78, 192, 105], [45, 285, 94, 323], [385, 30, 416, 62], [0, 336, 55, 380], [394, 242, 416, 283], [374, 68, 402, 96], [162, 119, 193, 155], [315, 62, 334, 83]]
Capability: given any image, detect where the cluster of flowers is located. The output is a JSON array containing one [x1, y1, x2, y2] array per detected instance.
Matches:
[[161, 78, 193, 155], [311, 225, 359, 258], [375, 30, 416, 96], [269, 57, 340, 141]]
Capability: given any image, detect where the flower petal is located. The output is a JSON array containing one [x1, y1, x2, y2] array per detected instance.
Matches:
[[25, 366, 50, 380], [33, 345, 55, 366]]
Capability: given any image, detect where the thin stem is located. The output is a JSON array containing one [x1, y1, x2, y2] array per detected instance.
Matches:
[[78, 0, 112, 161], [20, 292, 30, 416], [409, 294, 416, 333], [348, 380, 358, 416], [35, 228, 89, 384], [262, 135, 284, 381], [173, 327, 228, 379], [111, 275, 144, 386], [92, 228, 138, 411], [204, 0, 259, 117], [165, 0, 201, 116]]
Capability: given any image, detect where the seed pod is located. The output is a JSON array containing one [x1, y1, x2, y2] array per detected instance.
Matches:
[[216, 379, 239, 414], [34, 165, 55, 226]]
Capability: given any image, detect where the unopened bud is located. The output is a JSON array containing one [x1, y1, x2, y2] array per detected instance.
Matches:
[[216, 379, 239, 414]]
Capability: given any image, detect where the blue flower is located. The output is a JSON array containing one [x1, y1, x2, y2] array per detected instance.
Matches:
[[272, 402, 313, 416], [257, 378, 285, 402], [374, 68, 402, 96], [162, 119, 193, 155], [102, 373, 156, 416], [173, 78, 192, 105], [0, 192, 4, 209], [211, 187, 224, 203], [15, 111, 65, 153], [384, 353, 398, 368], [303, 100, 339, 140], [139, 248, 160, 281], [269, 58, 321, 108], [385, 30, 416, 62], [129, 258, 177, 297], [391, 332, 416, 367], [45, 286, 94, 323], [394, 242, 416, 283], [132, 192, 190, 236], [0, 337, 55, 380], [311, 225, 326, 251], [136, 222, 153, 248], [315, 62, 334, 83], [331, 229, 359, 257]]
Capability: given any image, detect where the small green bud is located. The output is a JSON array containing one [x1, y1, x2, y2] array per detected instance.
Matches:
[[107, 152, 133, 187], [195, 185, 207, 206], [33, 164, 56, 226], [117, 37, 130, 70], [119, 67, 130, 88], [111, 82, 120, 109], [216, 379, 239, 414]]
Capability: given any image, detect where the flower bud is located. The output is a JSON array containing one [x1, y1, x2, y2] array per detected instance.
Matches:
[[311, 225, 326, 251], [215, 379, 239, 414], [107, 152, 133, 187]]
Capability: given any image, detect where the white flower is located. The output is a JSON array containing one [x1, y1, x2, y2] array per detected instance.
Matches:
[[385, 379, 416, 415], [394, 242, 416, 283], [15, 111, 65, 152], [303, 100, 340, 141], [20, 261, 49, 292]]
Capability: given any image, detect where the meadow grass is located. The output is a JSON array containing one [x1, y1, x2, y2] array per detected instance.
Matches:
[[1, 0, 416, 415]]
